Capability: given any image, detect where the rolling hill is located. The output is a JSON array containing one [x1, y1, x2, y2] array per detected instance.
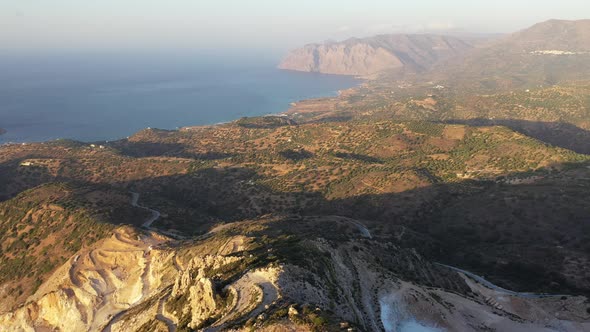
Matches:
[[428, 19, 590, 91]]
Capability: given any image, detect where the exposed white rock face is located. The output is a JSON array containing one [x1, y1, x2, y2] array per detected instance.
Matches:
[[1, 224, 589, 332], [187, 278, 217, 328], [277, 239, 590, 332], [0, 224, 284, 332], [0, 227, 170, 332], [530, 50, 589, 55], [170, 255, 237, 329]]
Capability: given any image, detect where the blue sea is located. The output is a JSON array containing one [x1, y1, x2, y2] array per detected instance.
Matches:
[[0, 51, 359, 143]]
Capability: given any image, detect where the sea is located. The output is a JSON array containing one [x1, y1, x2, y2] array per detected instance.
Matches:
[[0, 51, 359, 143]]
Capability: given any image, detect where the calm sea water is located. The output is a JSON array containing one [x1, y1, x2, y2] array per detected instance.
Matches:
[[0, 52, 359, 143]]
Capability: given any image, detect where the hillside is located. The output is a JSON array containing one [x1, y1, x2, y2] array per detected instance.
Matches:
[[287, 79, 590, 154], [428, 19, 590, 91], [0, 117, 589, 330], [0, 183, 150, 312], [504, 19, 590, 51], [2, 18, 590, 332], [3, 215, 589, 331], [278, 34, 472, 75]]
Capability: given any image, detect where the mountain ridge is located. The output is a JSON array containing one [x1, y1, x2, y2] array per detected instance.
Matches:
[[278, 33, 473, 75], [421, 19, 590, 91], [279, 19, 590, 86], [508, 19, 590, 51]]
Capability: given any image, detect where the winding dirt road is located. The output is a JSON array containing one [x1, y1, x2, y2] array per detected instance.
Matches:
[[350, 220, 372, 238], [156, 292, 177, 332], [130, 192, 161, 228], [205, 270, 279, 332]]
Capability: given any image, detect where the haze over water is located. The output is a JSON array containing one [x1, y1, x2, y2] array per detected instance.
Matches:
[[0, 52, 359, 143]]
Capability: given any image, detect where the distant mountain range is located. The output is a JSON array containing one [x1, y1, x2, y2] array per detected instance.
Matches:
[[430, 19, 590, 91], [280, 19, 590, 87], [278, 34, 472, 75], [500, 19, 590, 51]]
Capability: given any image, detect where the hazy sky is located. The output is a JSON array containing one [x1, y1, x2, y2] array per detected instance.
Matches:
[[1, 0, 589, 52]]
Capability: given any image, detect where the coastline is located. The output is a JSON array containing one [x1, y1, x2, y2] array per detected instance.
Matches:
[[277, 74, 367, 118], [180, 71, 365, 131], [0, 66, 362, 144]]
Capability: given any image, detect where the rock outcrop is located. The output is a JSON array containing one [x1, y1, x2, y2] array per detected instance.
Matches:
[[1, 218, 590, 332], [278, 34, 473, 75], [0, 227, 172, 332]]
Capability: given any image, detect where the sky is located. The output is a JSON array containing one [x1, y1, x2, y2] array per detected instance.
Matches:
[[1, 0, 589, 53]]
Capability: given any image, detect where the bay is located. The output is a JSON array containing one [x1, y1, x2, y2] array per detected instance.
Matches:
[[0, 51, 358, 143]]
